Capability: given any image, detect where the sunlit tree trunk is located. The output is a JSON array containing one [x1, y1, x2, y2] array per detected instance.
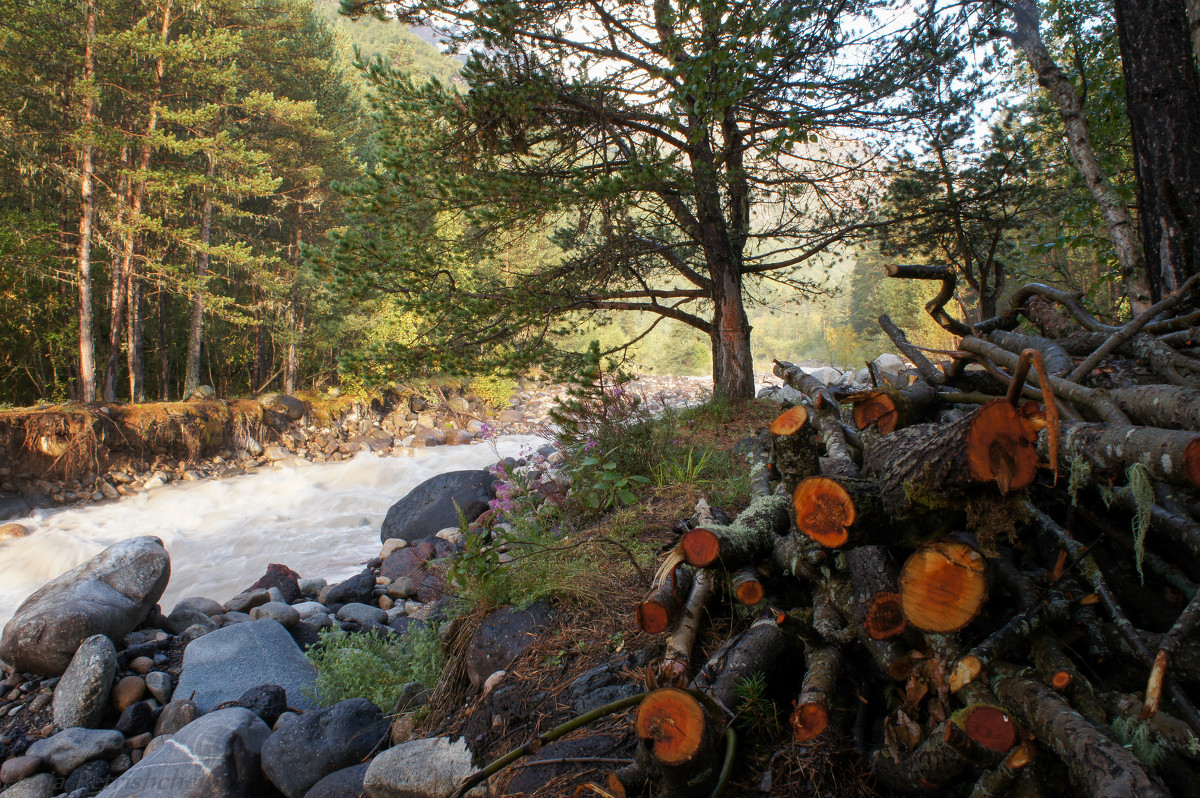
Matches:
[[74, 0, 98, 403], [284, 204, 304, 394], [184, 147, 216, 397]]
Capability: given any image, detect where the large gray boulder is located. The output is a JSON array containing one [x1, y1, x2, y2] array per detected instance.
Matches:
[[174, 619, 317, 712], [26, 727, 124, 776], [464, 603, 553, 689], [363, 737, 485, 798], [380, 470, 495, 544], [51, 633, 118, 730], [97, 708, 271, 798], [0, 537, 170, 675], [261, 698, 388, 798]]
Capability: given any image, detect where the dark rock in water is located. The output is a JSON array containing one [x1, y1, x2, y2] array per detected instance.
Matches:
[[0, 536, 170, 676], [97, 707, 270, 798], [320, 571, 374, 607], [114, 702, 154, 737], [464, 602, 554, 689], [63, 758, 110, 795], [249, 564, 302, 605], [260, 698, 387, 798], [288, 621, 322, 651], [0, 494, 32, 521], [301, 762, 368, 798], [52, 634, 118, 730], [236, 684, 287, 727], [173, 619, 316, 712], [379, 470, 495, 544], [505, 733, 632, 796]]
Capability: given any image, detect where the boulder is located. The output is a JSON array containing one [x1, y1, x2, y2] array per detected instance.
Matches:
[[320, 571, 374, 606], [248, 563, 302, 604], [379, 541, 436, 583], [26, 727, 124, 776], [464, 603, 554, 689], [335, 603, 387, 627], [259, 394, 307, 421], [0, 536, 170, 676], [806, 366, 843, 385], [175, 596, 224, 617], [0, 495, 32, 522], [0, 773, 56, 798], [379, 470, 495, 544], [362, 736, 485, 798], [872, 352, 906, 377], [302, 763, 368, 798], [52, 633, 118, 730], [96, 708, 271, 798], [0, 756, 40, 785], [173, 619, 317, 712], [223, 588, 270, 614], [0, 523, 29, 540], [250, 602, 300, 628], [235, 684, 287, 727], [261, 698, 388, 798], [165, 603, 217, 636]]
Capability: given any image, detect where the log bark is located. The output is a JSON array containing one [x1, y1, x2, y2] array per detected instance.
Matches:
[[878, 314, 946, 384], [994, 671, 1170, 797], [898, 539, 989, 633], [770, 531, 828, 581], [968, 741, 1037, 798], [947, 590, 1069, 692], [657, 570, 715, 686], [791, 476, 885, 548], [1109, 384, 1200, 431], [849, 381, 937, 435], [773, 359, 859, 469], [695, 616, 787, 712], [1038, 421, 1200, 489], [873, 719, 1001, 792], [770, 406, 820, 493], [637, 565, 694, 634], [987, 330, 1074, 376], [791, 643, 842, 742], [679, 495, 790, 567], [847, 545, 906, 640], [863, 399, 1038, 514]]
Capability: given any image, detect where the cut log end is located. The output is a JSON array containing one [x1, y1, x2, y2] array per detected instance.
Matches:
[[770, 405, 810, 435], [961, 705, 1018, 753], [635, 601, 670, 635], [899, 540, 989, 633], [949, 655, 983, 693], [793, 477, 856, 548], [852, 391, 900, 434], [635, 688, 707, 766], [1049, 670, 1072, 690], [790, 701, 829, 742], [680, 528, 721, 567], [864, 591, 906, 639], [732, 567, 765, 605], [964, 399, 1038, 495]]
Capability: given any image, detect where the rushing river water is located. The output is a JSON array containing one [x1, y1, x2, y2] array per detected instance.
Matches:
[[0, 435, 546, 628]]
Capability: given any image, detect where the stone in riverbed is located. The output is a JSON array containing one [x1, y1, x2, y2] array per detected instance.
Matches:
[[0, 523, 29, 540], [63, 758, 110, 795], [27, 727, 124, 776], [0, 536, 170, 676], [165, 602, 217, 635], [319, 571, 374, 606], [144, 671, 172, 704], [335, 603, 387, 627], [222, 588, 269, 614], [110, 675, 145, 713], [154, 700, 198, 736], [362, 736, 485, 798], [0, 773, 56, 798], [235, 684, 287, 727], [248, 563, 302, 604], [51, 634, 117, 730], [379, 470, 495, 544], [302, 763, 368, 798], [250, 602, 300, 628], [0, 756, 41, 784], [173, 619, 316, 712], [96, 708, 271, 798], [261, 698, 388, 798]]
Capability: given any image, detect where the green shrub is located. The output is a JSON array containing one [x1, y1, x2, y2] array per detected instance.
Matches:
[[469, 374, 519, 408], [305, 626, 444, 710]]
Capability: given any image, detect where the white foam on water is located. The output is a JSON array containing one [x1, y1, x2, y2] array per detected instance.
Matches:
[[0, 435, 546, 627]]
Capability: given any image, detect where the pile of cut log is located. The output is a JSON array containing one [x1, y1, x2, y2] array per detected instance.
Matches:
[[617, 268, 1200, 797]]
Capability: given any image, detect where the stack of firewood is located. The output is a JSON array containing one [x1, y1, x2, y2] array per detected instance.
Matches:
[[613, 268, 1200, 797]]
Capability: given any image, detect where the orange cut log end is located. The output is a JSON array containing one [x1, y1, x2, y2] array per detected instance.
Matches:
[[680, 528, 721, 567], [770, 406, 810, 435], [961, 705, 1018, 753], [1186, 439, 1200, 489], [864, 591, 906, 640], [965, 399, 1039, 495], [1005, 740, 1037, 769], [899, 540, 988, 633], [635, 687, 707, 765], [852, 391, 900, 434], [793, 477, 856, 548], [733, 577, 765, 606], [790, 702, 829, 742], [1049, 670, 1072, 690], [635, 601, 670, 634]]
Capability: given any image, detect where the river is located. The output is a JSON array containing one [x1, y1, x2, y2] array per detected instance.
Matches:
[[0, 435, 546, 628]]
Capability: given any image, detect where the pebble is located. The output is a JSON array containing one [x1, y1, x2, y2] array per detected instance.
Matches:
[[129, 656, 154, 675], [111, 676, 146, 713], [378, 596, 394, 611], [0, 755, 40, 784], [145, 671, 173, 704]]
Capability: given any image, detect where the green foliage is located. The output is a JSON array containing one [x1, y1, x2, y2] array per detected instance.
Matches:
[[732, 673, 781, 742], [305, 626, 444, 709], [572, 452, 651, 510], [653, 447, 712, 488], [1112, 715, 1166, 768], [468, 374, 518, 408], [1126, 463, 1154, 582]]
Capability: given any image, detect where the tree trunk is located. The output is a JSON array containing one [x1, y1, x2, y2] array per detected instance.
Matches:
[[74, 0, 98, 403], [157, 287, 169, 400], [1114, 0, 1200, 300], [709, 264, 754, 401], [184, 147, 217, 397], [103, 145, 131, 402], [1037, 421, 1200, 489], [1000, 0, 1151, 310], [284, 204, 303, 394], [127, 263, 144, 401], [791, 643, 841, 742]]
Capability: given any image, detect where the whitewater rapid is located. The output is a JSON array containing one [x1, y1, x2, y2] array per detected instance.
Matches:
[[0, 436, 546, 628]]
